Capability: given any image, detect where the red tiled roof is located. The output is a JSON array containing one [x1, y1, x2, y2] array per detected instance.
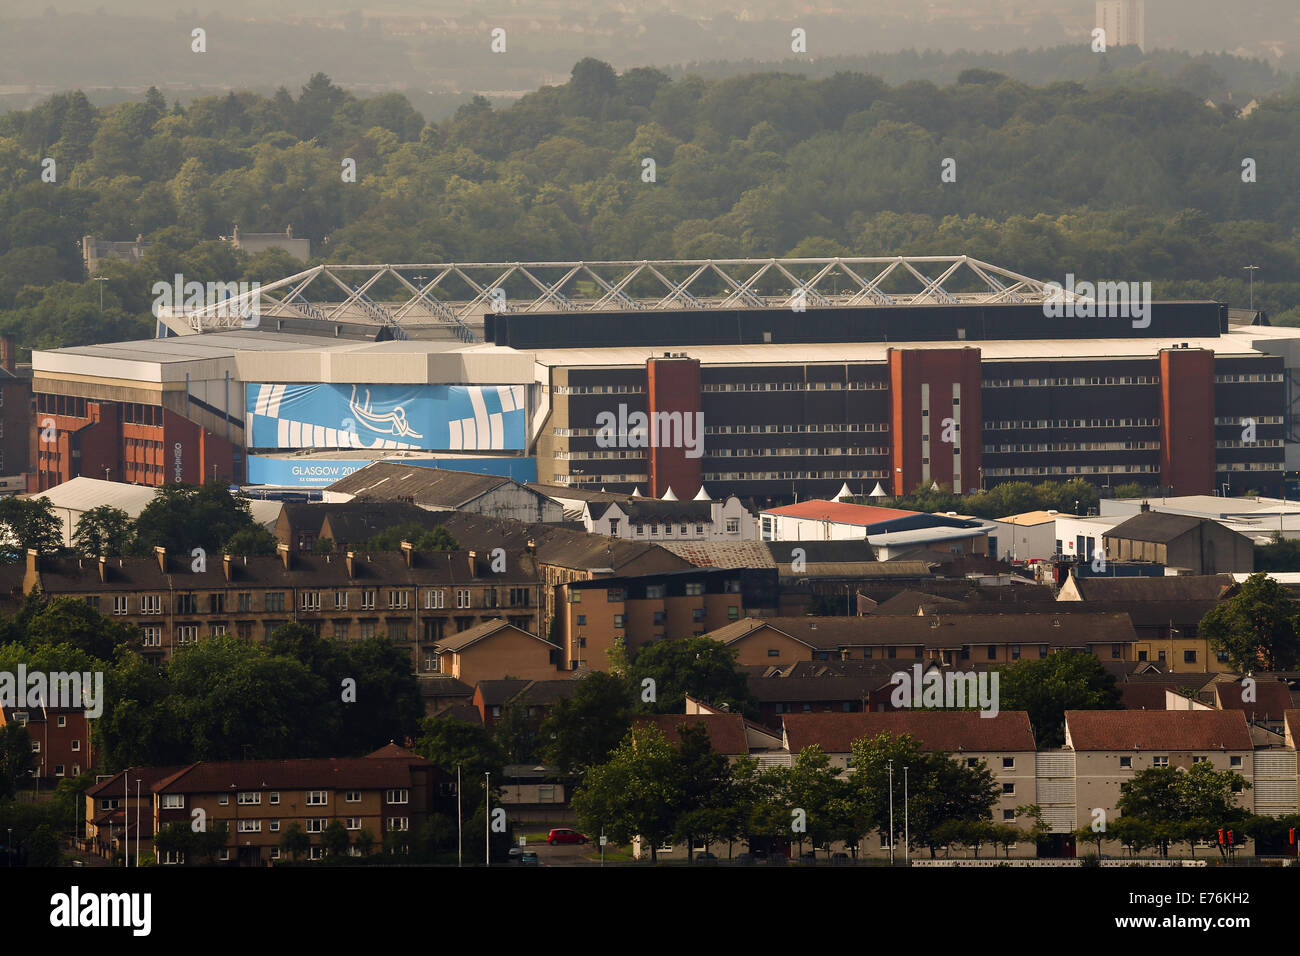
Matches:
[[1120, 683, 1177, 710], [782, 711, 1036, 754], [1065, 709, 1253, 751], [153, 756, 429, 793], [634, 714, 750, 755], [86, 765, 189, 798], [761, 500, 918, 526], [1213, 680, 1295, 721]]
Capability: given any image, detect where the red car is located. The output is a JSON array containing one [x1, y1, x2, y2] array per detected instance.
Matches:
[[547, 828, 589, 845]]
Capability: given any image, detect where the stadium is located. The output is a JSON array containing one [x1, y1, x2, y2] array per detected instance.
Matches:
[[30, 256, 1297, 503]]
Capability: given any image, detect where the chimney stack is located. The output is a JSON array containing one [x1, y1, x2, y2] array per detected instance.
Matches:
[[0, 334, 15, 373], [154, 546, 166, 574], [223, 554, 233, 582], [467, 550, 478, 575], [277, 542, 291, 571], [345, 551, 356, 578], [98, 555, 107, 583], [401, 540, 414, 568]]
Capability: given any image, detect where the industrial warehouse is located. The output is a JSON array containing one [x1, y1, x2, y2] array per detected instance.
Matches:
[[27, 256, 1296, 503]]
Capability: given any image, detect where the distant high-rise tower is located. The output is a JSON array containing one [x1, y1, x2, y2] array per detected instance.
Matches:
[[1095, 0, 1145, 52]]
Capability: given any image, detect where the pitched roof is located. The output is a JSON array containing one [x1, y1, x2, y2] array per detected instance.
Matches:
[[707, 613, 1137, 651], [435, 619, 552, 652], [507, 679, 583, 706], [765, 540, 879, 565], [748, 675, 892, 703], [326, 461, 514, 505], [1105, 511, 1241, 545], [782, 711, 1036, 754], [1064, 709, 1253, 751], [153, 756, 430, 793], [762, 500, 919, 527], [86, 765, 189, 798], [1212, 679, 1295, 721], [1067, 574, 1236, 603], [996, 511, 1060, 526], [428, 512, 692, 574], [1120, 683, 1178, 710], [633, 714, 750, 755], [872, 590, 968, 615], [22, 547, 537, 592], [660, 540, 776, 569], [590, 499, 712, 523], [475, 679, 531, 706]]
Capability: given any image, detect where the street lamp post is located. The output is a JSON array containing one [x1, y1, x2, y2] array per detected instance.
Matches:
[[903, 766, 909, 865], [92, 275, 109, 310], [1244, 265, 1260, 311], [887, 760, 894, 865]]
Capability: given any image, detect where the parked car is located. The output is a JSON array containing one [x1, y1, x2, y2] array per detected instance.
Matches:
[[546, 828, 589, 845], [507, 845, 523, 860], [735, 853, 757, 866], [831, 852, 851, 865], [519, 850, 539, 866], [693, 852, 718, 864]]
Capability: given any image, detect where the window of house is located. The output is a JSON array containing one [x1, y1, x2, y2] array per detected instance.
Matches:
[[345, 791, 362, 803], [360, 590, 376, 610], [161, 794, 184, 809], [112, 595, 128, 615], [456, 589, 471, 609], [306, 819, 326, 833], [386, 789, 409, 805], [1153, 756, 1168, 767], [684, 583, 704, 596], [1184, 650, 1197, 663], [306, 790, 327, 805], [389, 590, 409, 610], [387, 817, 408, 832], [301, 591, 321, 611], [1119, 757, 1132, 769], [425, 589, 444, 609], [238, 791, 260, 805]]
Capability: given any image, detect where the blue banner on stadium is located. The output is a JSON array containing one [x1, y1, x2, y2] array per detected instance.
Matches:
[[246, 383, 528, 451], [247, 456, 538, 488]]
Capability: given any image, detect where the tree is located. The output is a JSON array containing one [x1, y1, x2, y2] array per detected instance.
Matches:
[[493, 694, 536, 764], [848, 732, 999, 859], [539, 672, 632, 773], [1116, 763, 1251, 858], [279, 822, 310, 862], [363, 522, 458, 552], [626, 636, 752, 714], [0, 722, 33, 799], [1199, 572, 1300, 672], [26, 824, 61, 867], [24, 597, 140, 660], [132, 481, 260, 556], [782, 745, 851, 860], [193, 821, 229, 864], [153, 821, 194, 865], [999, 651, 1122, 747], [670, 722, 735, 861], [0, 496, 62, 556], [221, 525, 278, 555], [72, 505, 133, 556], [571, 723, 681, 863], [322, 820, 351, 859]]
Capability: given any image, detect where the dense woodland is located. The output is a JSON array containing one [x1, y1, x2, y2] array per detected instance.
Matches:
[[0, 59, 1296, 353]]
